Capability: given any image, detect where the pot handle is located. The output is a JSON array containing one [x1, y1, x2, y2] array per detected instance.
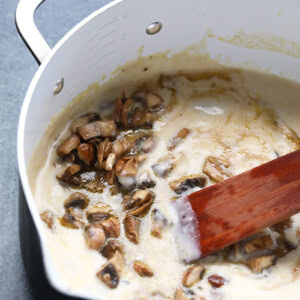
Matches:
[[16, 0, 50, 65]]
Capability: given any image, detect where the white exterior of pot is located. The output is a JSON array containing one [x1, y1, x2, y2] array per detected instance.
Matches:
[[17, 0, 300, 298]]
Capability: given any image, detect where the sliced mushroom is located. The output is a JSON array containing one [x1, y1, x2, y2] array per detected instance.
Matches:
[[123, 190, 153, 210], [77, 143, 96, 166], [248, 255, 276, 273], [128, 201, 153, 217], [120, 97, 134, 127], [85, 179, 105, 193], [112, 137, 134, 158], [60, 207, 84, 229], [84, 223, 106, 250], [57, 134, 80, 158], [175, 288, 189, 300], [133, 260, 154, 277], [124, 214, 140, 244], [182, 265, 205, 287], [152, 153, 182, 178], [123, 190, 153, 217], [97, 251, 124, 289], [100, 216, 120, 238], [105, 170, 117, 186], [77, 120, 117, 140], [105, 153, 117, 171], [40, 210, 54, 229], [167, 128, 190, 151], [144, 92, 163, 111], [169, 175, 206, 194], [101, 240, 124, 259], [113, 91, 127, 124], [151, 208, 168, 238], [131, 107, 154, 128], [56, 164, 81, 183], [115, 156, 139, 177], [208, 275, 225, 288], [244, 235, 274, 253], [137, 171, 156, 189], [97, 138, 112, 165], [64, 192, 89, 209], [70, 113, 100, 133], [136, 135, 155, 153], [203, 156, 231, 182], [86, 204, 112, 223]]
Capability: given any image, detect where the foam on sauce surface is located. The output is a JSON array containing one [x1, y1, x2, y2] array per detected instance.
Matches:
[[31, 56, 300, 299]]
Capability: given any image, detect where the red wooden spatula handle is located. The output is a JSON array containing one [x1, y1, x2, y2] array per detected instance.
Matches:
[[187, 149, 300, 258]]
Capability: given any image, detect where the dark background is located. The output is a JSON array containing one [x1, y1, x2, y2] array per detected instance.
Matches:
[[0, 0, 110, 298]]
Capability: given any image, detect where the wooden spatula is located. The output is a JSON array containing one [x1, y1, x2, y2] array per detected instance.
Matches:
[[183, 149, 300, 258]]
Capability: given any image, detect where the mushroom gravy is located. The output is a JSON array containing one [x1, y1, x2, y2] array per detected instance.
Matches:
[[31, 57, 300, 299]]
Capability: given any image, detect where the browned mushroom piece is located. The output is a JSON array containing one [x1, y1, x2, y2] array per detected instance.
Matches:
[[131, 107, 154, 128], [167, 128, 190, 151], [70, 113, 101, 133], [136, 135, 155, 153], [152, 153, 182, 178], [105, 170, 116, 186], [97, 251, 124, 289], [144, 92, 163, 111], [64, 192, 90, 209], [97, 138, 112, 165], [56, 164, 81, 183], [57, 134, 81, 158], [115, 156, 139, 189], [151, 208, 168, 238], [137, 171, 156, 189], [123, 190, 153, 217], [203, 156, 231, 183], [105, 153, 117, 171], [121, 97, 134, 127], [133, 261, 154, 277], [248, 255, 276, 273], [101, 240, 124, 259], [84, 223, 106, 250], [84, 179, 106, 193], [60, 207, 84, 229], [77, 143, 96, 166], [175, 288, 189, 300], [123, 190, 153, 210], [182, 265, 205, 288], [112, 137, 134, 158], [100, 216, 121, 238], [115, 156, 139, 177], [124, 214, 140, 244], [244, 235, 274, 253], [169, 175, 206, 194], [208, 275, 225, 288], [86, 204, 112, 223], [40, 210, 54, 229], [77, 120, 117, 140], [113, 91, 127, 124]]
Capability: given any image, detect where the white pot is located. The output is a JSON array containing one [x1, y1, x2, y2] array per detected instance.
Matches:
[[16, 0, 300, 298]]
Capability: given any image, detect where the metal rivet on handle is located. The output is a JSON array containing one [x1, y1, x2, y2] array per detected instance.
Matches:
[[53, 78, 64, 95], [146, 22, 162, 35]]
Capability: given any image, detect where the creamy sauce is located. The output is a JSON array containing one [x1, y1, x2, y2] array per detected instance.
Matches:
[[31, 57, 300, 300]]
